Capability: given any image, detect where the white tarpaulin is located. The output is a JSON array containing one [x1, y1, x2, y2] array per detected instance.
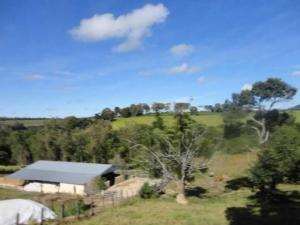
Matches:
[[0, 199, 56, 225]]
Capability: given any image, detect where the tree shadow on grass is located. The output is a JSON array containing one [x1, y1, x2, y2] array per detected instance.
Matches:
[[225, 190, 300, 225], [225, 177, 253, 191], [185, 186, 207, 198]]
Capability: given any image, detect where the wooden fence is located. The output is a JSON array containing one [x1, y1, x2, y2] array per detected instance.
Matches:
[[15, 189, 137, 225]]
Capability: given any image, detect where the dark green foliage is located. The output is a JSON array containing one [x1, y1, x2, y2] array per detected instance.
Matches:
[[96, 177, 108, 190], [114, 107, 121, 116], [232, 90, 256, 107], [119, 107, 131, 118], [252, 78, 297, 106], [52, 199, 89, 217], [151, 102, 167, 113], [250, 126, 300, 192], [139, 182, 157, 199], [174, 102, 190, 114], [100, 108, 116, 121], [10, 122, 27, 131], [254, 110, 295, 131], [190, 106, 198, 115], [223, 135, 258, 154], [224, 122, 244, 139], [175, 112, 195, 132], [63, 116, 90, 130], [0, 129, 11, 164], [152, 114, 165, 130], [129, 104, 144, 116]]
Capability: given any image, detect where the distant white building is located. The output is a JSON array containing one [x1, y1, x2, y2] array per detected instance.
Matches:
[[7, 160, 117, 195]]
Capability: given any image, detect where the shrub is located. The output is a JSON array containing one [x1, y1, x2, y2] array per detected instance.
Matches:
[[223, 135, 258, 154], [139, 182, 157, 199], [96, 177, 108, 191], [224, 122, 244, 139], [250, 126, 300, 193]]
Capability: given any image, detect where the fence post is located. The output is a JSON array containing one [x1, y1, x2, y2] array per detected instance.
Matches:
[[102, 195, 105, 208], [76, 200, 80, 219], [91, 198, 94, 216], [61, 203, 65, 219], [40, 207, 44, 225], [50, 199, 54, 211], [16, 213, 19, 225]]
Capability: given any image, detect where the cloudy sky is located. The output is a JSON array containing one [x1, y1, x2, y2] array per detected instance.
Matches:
[[1, 0, 300, 117]]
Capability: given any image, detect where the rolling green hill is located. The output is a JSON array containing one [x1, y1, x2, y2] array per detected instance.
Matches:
[[0, 119, 49, 127], [1, 110, 299, 129], [63, 151, 299, 225], [112, 112, 224, 129]]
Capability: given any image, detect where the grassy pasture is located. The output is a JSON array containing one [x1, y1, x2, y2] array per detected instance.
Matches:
[[0, 110, 299, 129], [64, 183, 299, 225], [290, 110, 300, 123], [0, 187, 38, 200], [112, 113, 224, 129], [0, 119, 48, 127]]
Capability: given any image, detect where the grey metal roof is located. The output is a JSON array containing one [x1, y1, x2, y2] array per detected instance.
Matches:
[[7, 160, 116, 185]]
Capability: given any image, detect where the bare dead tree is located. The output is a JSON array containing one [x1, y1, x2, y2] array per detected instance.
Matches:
[[127, 126, 213, 204], [248, 117, 269, 145]]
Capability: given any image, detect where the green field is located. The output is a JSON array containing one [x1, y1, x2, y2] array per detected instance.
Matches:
[[0, 119, 48, 127], [290, 110, 300, 123], [1, 111, 299, 129], [112, 113, 224, 129], [62, 152, 299, 225], [0, 151, 298, 225], [64, 183, 299, 225]]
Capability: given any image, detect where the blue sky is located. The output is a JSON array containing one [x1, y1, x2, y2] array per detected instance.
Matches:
[[1, 0, 300, 117]]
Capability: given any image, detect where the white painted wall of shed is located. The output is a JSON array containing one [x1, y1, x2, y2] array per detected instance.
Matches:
[[23, 182, 86, 195], [59, 183, 85, 195], [24, 182, 42, 192], [42, 183, 59, 194]]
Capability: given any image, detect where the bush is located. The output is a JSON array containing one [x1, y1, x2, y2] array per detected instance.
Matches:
[[222, 135, 258, 154], [0, 165, 21, 174], [250, 126, 300, 193], [224, 122, 244, 139], [96, 177, 108, 191], [139, 182, 158, 199]]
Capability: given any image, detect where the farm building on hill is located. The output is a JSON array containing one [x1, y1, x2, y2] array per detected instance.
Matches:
[[7, 160, 118, 195]]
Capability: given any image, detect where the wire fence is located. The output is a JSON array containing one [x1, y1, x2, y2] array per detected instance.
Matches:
[[14, 189, 137, 225]]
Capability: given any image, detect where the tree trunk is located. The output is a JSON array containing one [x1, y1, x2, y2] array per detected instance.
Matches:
[[176, 180, 188, 205]]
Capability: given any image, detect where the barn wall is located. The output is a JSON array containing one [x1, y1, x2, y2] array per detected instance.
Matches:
[[59, 183, 85, 195], [23, 182, 86, 195]]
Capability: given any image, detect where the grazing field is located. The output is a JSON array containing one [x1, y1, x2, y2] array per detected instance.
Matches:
[[0, 187, 38, 200], [61, 151, 298, 225], [64, 184, 299, 225], [1, 111, 299, 129], [0, 151, 298, 225], [112, 113, 224, 129], [290, 110, 300, 123], [0, 119, 49, 127]]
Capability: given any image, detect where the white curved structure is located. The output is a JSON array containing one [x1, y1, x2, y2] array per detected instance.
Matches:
[[0, 199, 56, 225]]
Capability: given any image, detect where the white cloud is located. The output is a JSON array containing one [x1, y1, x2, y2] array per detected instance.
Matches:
[[197, 76, 205, 85], [241, 83, 252, 91], [170, 44, 194, 56], [291, 70, 300, 77], [70, 3, 169, 52], [24, 74, 44, 81], [169, 63, 199, 74]]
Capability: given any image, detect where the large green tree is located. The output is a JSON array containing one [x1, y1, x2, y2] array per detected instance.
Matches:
[[231, 78, 297, 144]]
